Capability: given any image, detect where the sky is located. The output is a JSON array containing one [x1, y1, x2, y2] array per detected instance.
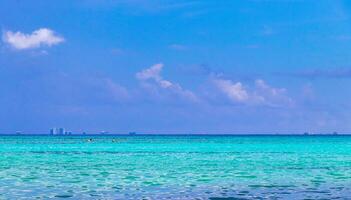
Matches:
[[1, 0, 351, 134]]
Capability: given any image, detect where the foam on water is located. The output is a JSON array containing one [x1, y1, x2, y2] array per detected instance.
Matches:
[[0, 135, 351, 199]]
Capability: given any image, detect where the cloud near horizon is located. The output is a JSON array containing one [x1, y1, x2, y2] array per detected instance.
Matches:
[[2, 28, 64, 50], [212, 79, 249, 102], [213, 77, 293, 107], [136, 63, 198, 102]]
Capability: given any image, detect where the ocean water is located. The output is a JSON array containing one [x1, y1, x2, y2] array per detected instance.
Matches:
[[1, 135, 351, 199]]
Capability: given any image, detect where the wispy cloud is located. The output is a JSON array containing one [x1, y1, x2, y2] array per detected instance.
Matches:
[[2, 28, 64, 50], [49, 72, 130, 105], [254, 79, 293, 107], [136, 63, 198, 102], [213, 77, 293, 107], [213, 79, 249, 102], [136, 63, 164, 82]]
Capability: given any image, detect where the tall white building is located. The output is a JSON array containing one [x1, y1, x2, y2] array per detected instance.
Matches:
[[50, 128, 57, 135], [50, 128, 66, 135]]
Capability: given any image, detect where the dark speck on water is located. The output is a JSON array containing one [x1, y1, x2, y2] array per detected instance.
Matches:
[[54, 194, 73, 198]]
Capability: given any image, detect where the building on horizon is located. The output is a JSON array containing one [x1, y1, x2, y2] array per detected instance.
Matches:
[[65, 131, 72, 135], [50, 128, 57, 135], [50, 128, 69, 135], [58, 128, 65, 135]]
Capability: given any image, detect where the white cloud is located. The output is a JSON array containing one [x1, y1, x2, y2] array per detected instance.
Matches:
[[136, 63, 163, 81], [253, 79, 293, 107], [136, 63, 198, 101], [213, 79, 249, 102], [255, 79, 286, 96], [213, 77, 293, 107], [2, 28, 64, 50]]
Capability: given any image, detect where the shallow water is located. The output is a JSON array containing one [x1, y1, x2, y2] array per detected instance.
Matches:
[[1, 135, 351, 199]]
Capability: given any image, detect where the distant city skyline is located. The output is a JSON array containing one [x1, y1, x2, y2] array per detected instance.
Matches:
[[1, 0, 351, 134]]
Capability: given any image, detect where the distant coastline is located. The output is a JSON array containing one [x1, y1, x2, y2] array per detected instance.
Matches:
[[0, 133, 348, 136]]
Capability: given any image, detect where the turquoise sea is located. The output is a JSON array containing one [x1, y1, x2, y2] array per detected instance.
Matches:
[[1, 135, 351, 199]]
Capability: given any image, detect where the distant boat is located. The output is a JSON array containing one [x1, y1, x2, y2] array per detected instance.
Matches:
[[303, 132, 309, 135], [333, 132, 338, 135]]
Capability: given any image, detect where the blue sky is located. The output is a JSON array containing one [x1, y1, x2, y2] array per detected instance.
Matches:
[[1, 0, 351, 134]]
